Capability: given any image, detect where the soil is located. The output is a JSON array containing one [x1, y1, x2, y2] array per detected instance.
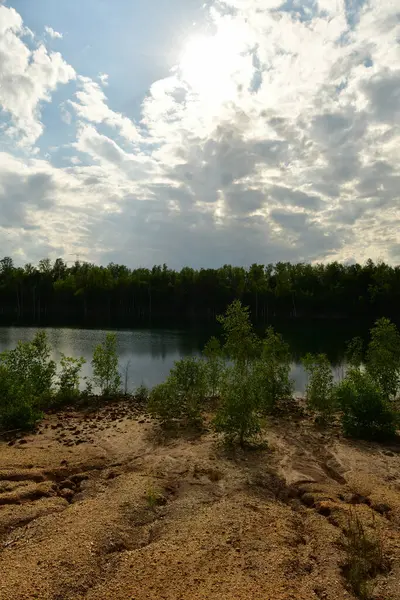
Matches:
[[1, 400, 400, 600]]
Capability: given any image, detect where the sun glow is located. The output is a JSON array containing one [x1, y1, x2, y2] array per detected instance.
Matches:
[[179, 32, 245, 100]]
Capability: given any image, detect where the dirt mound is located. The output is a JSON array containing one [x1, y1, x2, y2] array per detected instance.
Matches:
[[0, 405, 400, 599]]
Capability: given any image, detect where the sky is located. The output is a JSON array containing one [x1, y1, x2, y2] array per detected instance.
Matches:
[[0, 0, 399, 269]]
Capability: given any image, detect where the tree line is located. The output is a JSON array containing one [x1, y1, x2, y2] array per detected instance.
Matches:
[[0, 256, 399, 325]]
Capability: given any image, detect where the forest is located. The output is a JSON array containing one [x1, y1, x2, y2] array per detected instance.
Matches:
[[0, 256, 399, 325]]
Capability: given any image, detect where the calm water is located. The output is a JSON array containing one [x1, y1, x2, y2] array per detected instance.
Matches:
[[0, 324, 361, 394]]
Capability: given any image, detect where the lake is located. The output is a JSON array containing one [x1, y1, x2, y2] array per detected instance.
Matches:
[[0, 323, 365, 394]]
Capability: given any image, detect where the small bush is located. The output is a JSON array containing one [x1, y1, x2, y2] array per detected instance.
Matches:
[[0, 332, 55, 430], [346, 337, 364, 368], [135, 384, 149, 403], [148, 378, 181, 426], [145, 486, 164, 510], [213, 364, 260, 446], [302, 353, 335, 419], [0, 331, 56, 406], [1, 397, 43, 431], [255, 327, 293, 414], [341, 510, 387, 600], [366, 317, 400, 400], [169, 356, 207, 424], [336, 369, 396, 441], [57, 354, 86, 402], [203, 337, 225, 397], [92, 333, 121, 396]]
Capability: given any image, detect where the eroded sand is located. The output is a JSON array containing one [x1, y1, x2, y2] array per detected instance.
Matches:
[[1, 401, 400, 599]]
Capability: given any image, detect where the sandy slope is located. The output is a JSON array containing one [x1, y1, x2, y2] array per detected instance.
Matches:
[[0, 401, 400, 600]]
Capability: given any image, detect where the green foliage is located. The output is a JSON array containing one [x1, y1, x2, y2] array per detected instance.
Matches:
[[57, 354, 86, 401], [0, 331, 56, 403], [145, 486, 164, 510], [135, 384, 149, 403], [170, 356, 207, 424], [213, 364, 260, 446], [217, 300, 260, 368], [366, 317, 400, 400], [302, 353, 335, 418], [254, 328, 293, 414], [0, 393, 43, 431], [91, 333, 121, 396], [0, 364, 35, 430], [336, 368, 396, 441], [0, 332, 55, 430], [341, 510, 387, 600], [346, 337, 364, 368], [148, 357, 206, 426], [203, 336, 225, 397], [148, 378, 181, 425]]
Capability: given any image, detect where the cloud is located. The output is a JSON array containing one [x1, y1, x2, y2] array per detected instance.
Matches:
[[69, 77, 140, 143], [98, 73, 109, 86], [0, 0, 400, 267], [0, 5, 75, 146], [45, 26, 63, 39]]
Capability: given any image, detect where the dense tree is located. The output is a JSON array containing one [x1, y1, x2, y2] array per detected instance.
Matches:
[[0, 257, 398, 325]]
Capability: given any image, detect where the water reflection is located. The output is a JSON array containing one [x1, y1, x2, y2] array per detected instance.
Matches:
[[0, 323, 362, 394]]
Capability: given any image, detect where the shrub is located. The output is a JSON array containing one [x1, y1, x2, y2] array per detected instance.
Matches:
[[148, 378, 181, 425], [346, 337, 364, 368], [148, 357, 207, 426], [203, 337, 225, 397], [0, 364, 43, 431], [336, 369, 396, 441], [217, 300, 260, 368], [255, 327, 293, 414], [145, 486, 164, 510], [0, 331, 56, 405], [0, 397, 43, 431], [57, 354, 86, 402], [213, 364, 260, 446], [92, 333, 121, 396], [135, 384, 149, 403], [366, 317, 400, 400], [302, 353, 335, 419], [0, 332, 55, 430], [170, 356, 207, 424]]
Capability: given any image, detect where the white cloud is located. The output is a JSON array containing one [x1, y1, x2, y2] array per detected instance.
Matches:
[[0, 0, 400, 267], [98, 73, 109, 86], [69, 77, 140, 143], [0, 5, 75, 146], [45, 26, 63, 39]]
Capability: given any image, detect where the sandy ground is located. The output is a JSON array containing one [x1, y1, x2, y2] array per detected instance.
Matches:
[[0, 400, 400, 600]]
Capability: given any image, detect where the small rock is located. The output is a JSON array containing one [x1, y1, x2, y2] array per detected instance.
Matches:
[[18, 439, 28, 445]]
